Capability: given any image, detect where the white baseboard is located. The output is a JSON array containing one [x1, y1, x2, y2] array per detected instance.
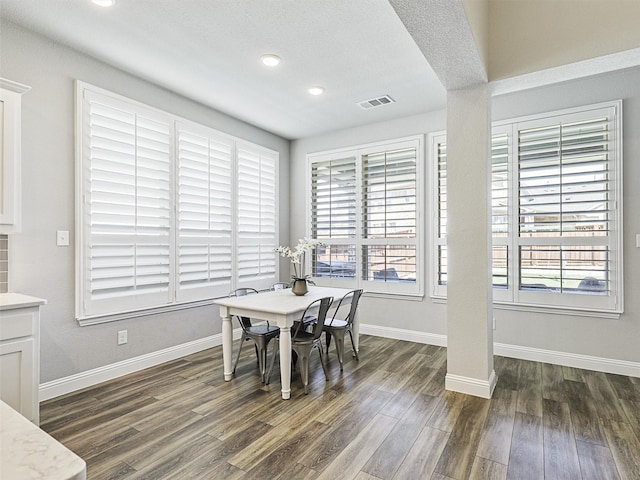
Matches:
[[41, 324, 640, 402], [493, 342, 640, 378], [39, 334, 224, 402], [360, 323, 640, 378], [360, 324, 448, 347], [445, 370, 497, 399]]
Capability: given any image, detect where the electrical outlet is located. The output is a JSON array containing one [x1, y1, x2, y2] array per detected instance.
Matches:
[[117, 330, 128, 345]]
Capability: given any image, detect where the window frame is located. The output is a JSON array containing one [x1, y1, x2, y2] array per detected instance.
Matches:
[[75, 82, 279, 323], [429, 101, 623, 316], [307, 135, 424, 297]]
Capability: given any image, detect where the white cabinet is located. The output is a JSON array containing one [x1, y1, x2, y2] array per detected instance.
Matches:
[[0, 79, 31, 234], [0, 293, 45, 424]]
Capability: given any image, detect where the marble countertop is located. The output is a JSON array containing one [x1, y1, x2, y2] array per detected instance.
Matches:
[[0, 401, 86, 480], [0, 293, 47, 311]]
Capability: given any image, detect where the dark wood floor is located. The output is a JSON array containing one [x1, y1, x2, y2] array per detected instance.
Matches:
[[40, 335, 640, 480]]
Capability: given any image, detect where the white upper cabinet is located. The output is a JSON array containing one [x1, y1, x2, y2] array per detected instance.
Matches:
[[0, 79, 31, 234]]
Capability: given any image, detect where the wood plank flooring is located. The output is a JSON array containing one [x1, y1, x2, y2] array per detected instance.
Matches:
[[39, 335, 640, 480]]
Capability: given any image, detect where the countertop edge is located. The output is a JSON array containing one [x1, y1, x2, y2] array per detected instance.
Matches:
[[0, 293, 48, 311], [0, 401, 86, 480]]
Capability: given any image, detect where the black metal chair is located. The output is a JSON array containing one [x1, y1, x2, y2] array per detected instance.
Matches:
[[230, 288, 280, 383], [323, 289, 363, 370], [267, 296, 333, 394], [270, 282, 290, 290]]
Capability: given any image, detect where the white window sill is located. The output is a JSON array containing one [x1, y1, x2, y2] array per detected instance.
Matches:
[[430, 295, 622, 319], [77, 299, 218, 326]]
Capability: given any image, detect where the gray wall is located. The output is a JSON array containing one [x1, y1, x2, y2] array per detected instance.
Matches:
[[3, 17, 638, 386], [292, 66, 640, 366], [1, 21, 290, 383]]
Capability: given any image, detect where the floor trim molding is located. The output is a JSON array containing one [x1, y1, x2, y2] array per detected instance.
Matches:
[[39, 334, 224, 401], [40, 324, 639, 402], [445, 370, 497, 399], [360, 324, 640, 378]]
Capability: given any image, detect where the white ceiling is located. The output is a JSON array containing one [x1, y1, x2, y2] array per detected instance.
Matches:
[[0, 0, 448, 140]]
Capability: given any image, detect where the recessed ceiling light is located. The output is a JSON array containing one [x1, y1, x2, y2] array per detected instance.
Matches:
[[91, 0, 116, 6], [260, 54, 281, 67], [308, 86, 324, 96]]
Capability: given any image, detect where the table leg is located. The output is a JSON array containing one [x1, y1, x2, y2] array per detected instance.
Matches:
[[279, 326, 291, 399], [222, 314, 233, 381]]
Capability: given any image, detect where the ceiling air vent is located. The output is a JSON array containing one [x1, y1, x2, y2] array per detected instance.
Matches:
[[357, 95, 395, 110]]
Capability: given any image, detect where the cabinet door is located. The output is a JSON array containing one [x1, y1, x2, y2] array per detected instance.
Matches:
[[0, 80, 30, 233], [0, 337, 36, 422]]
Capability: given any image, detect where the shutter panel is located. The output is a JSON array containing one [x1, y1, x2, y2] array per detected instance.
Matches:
[[518, 115, 611, 294], [310, 156, 357, 279], [436, 134, 510, 290], [436, 140, 448, 287], [237, 145, 277, 288], [362, 148, 416, 239], [176, 126, 232, 300], [492, 133, 509, 289], [84, 91, 172, 316], [362, 146, 417, 283]]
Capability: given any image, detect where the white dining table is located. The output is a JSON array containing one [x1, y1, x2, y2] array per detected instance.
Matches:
[[214, 286, 356, 399]]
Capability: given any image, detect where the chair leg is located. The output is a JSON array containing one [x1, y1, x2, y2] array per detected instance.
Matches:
[[325, 331, 332, 353], [334, 332, 345, 371], [298, 350, 310, 394], [232, 337, 246, 375], [265, 339, 278, 385], [257, 346, 267, 383], [317, 344, 330, 380], [347, 329, 359, 361]]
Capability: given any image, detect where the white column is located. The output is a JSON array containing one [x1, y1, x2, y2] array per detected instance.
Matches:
[[444, 83, 496, 398]]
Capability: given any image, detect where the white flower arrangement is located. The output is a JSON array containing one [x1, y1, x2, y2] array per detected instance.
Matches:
[[274, 237, 323, 279]]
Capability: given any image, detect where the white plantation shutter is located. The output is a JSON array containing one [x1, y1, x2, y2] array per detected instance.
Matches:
[[491, 131, 510, 295], [309, 136, 422, 295], [80, 89, 172, 317], [515, 105, 619, 310], [430, 101, 621, 313], [77, 83, 280, 321], [237, 144, 277, 289], [435, 133, 509, 296], [361, 145, 417, 286], [310, 155, 357, 279], [432, 134, 447, 296], [176, 124, 233, 300]]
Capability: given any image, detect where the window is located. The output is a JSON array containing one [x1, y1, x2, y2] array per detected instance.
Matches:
[[309, 136, 423, 296], [76, 83, 278, 321], [431, 101, 622, 314]]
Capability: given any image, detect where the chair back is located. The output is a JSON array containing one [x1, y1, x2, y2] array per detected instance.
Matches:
[[229, 288, 259, 329], [271, 282, 289, 290], [328, 289, 363, 326], [293, 296, 333, 340], [230, 288, 259, 297]]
